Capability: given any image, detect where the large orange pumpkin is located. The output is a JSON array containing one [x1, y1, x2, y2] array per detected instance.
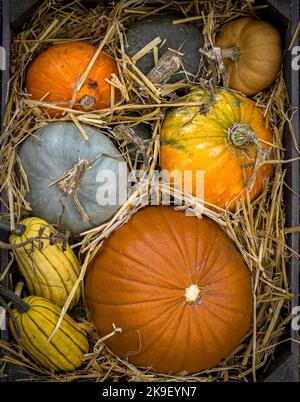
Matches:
[[85, 206, 252, 374], [26, 42, 118, 116], [160, 88, 273, 210], [216, 17, 282, 95]]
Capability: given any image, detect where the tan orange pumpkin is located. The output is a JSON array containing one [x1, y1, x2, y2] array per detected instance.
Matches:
[[216, 17, 282, 95], [26, 42, 118, 116], [160, 88, 274, 210], [85, 206, 252, 374]]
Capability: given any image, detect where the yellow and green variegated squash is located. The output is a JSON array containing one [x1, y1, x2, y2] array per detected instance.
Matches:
[[160, 88, 274, 210]]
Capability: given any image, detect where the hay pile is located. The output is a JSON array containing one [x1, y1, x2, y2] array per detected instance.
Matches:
[[0, 0, 298, 382]]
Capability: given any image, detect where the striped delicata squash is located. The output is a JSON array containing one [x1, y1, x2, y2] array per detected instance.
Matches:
[[8, 294, 89, 372], [10, 217, 81, 309]]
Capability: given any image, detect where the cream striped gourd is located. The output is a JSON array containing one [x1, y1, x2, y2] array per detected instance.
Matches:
[[8, 295, 89, 372], [10, 217, 81, 309]]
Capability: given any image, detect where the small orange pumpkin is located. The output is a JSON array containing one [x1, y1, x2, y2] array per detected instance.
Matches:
[[160, 88, 273, 210], [216, 17, 282, 95], [85, 206, 252, 374], [26, 42, 118, 116]]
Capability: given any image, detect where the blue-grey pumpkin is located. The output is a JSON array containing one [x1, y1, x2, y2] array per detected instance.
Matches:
[[19, 122, 128, 234]]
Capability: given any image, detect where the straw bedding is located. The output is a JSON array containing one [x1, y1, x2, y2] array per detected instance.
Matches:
[[0, 0, 298, 382]]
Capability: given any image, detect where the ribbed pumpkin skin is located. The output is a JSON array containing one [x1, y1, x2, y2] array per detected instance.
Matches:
[[216, 17, 281, 95], [26, 42, 118, 116], [85, 206, 252, 374], [9, 296, 89, 372], [10, 217, 81, 309], [160, 88, 273, 210]]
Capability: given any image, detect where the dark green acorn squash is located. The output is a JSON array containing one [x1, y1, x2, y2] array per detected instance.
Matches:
[[125, 15, 204, 83]]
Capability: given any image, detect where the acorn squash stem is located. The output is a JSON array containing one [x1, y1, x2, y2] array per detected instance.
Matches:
[[221, 46, 240, 62], [147, 49, 183, 85], [0, 285, 29, 313]]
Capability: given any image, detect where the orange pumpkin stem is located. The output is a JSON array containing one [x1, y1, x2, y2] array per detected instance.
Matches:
[[228, 123, 256, 148], [79, 95, 96, 110], [221, 46, 240, 62], [185, 284, 201, 304]]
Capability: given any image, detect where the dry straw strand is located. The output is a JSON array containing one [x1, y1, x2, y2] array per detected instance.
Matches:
[[0, 0, 296, 382]]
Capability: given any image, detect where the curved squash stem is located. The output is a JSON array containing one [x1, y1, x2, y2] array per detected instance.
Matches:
[[0, 222, 48, 250], [0, 236, 41, 250], [228, 123, 269, 194], [244, 139, 266, 193], [0, 285, 29, 314], [57, 159, 93, 226], [209, 78, 216, 105], [0, 295, 22, 342], [0, 220, 26, 235], [0, 284, 29, 344], [0, 224, 68, 252], [56, 151, 124, 227]]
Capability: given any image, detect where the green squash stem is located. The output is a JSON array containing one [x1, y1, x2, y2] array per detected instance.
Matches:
[[228, 122, 270, 195], [228, 123, 256, 148]]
